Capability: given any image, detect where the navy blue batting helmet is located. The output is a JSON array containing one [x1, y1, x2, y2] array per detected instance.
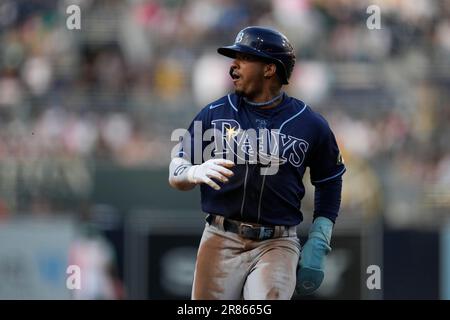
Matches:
[[218, 26, 296, 84]]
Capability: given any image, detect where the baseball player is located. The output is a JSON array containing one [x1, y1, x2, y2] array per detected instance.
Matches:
[[169, 26, 346, 300]]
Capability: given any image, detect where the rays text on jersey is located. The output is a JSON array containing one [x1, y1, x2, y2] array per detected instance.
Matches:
[[171, 120, 309, 175]]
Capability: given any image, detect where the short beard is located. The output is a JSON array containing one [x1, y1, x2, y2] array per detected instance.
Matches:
[[235, 89, 258, 101], [234, 89, 244, 97]]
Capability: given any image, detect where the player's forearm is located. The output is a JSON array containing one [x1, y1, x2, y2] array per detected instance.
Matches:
[[168, 157, 196, 191], [313, 177, 342, 223]]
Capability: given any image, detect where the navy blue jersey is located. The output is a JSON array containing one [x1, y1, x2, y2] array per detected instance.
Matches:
[[177, 92, 346, 226]]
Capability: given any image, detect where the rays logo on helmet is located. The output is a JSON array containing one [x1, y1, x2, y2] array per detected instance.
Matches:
[[235, 31, 244, 43]]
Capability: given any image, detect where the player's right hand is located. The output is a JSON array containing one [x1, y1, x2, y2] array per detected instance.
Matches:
[[187, 159, 235, 190]]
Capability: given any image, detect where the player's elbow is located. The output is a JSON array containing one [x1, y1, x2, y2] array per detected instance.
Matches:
[[168, 176, 175, 188], [168, 176, 180, 189]]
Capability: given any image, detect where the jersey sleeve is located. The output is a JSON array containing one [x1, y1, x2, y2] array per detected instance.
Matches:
[[176, 108, 210, 164], [308, 117, 346, 185]]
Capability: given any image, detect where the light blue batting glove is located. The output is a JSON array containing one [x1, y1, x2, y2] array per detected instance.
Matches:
[[296, 216, 333, 296]]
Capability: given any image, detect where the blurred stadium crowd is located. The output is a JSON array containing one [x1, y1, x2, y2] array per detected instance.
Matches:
[[0, 0, 449, 225]]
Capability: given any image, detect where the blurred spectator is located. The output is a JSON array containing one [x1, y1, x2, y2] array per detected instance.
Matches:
[[69, 228, 124, 299], [192, 52, 230, 107]]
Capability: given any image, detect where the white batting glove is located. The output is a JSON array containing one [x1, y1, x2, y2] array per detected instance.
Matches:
[[187, 159, 235, 190]]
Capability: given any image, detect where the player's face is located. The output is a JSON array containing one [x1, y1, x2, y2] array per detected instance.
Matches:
[[229, 53, 267, 99]]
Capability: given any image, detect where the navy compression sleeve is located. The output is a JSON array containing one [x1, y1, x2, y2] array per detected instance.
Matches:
[[313, 177, 343, 223]]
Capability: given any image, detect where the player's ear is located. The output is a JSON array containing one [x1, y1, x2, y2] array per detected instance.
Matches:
[[264, 63, 277, 78]]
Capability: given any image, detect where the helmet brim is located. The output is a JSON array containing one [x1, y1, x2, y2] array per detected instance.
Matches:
[[217, 45, 273, 61], [217, 45, 289, 84]]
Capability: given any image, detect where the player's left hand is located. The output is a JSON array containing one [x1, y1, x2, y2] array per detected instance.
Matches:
[[296, 217, 333, 296]]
